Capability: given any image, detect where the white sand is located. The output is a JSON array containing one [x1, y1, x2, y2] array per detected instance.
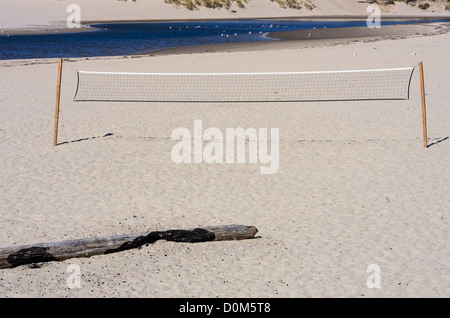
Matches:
[[0, 2, 449, 299]]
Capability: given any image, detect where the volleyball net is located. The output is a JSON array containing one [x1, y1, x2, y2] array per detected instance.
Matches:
[[53, 61, 427, 147], [73, 67, 415, 103]]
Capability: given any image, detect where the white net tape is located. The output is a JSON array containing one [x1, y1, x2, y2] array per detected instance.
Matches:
[[74, 67, 415, 102]]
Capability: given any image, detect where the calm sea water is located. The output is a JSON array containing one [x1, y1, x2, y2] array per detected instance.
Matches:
[[1, 19, 449, 60]]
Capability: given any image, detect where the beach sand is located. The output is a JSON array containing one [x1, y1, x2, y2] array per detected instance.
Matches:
[[1, 2, 450, 299]]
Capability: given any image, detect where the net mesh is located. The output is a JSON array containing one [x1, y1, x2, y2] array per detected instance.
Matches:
[[74, 68, 415, 103]]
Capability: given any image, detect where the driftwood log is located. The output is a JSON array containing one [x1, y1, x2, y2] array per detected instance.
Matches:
[[0, 224, 257, 269]]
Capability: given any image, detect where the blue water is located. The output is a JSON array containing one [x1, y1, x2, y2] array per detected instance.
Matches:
[[1, 19, 449, 60]]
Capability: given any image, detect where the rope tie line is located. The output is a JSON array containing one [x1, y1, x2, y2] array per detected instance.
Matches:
[[407, 99, 422, 115]]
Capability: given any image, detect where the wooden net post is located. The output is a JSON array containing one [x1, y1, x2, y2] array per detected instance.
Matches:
[[418, 62, 427, 148], [53, 58, 63, 147]]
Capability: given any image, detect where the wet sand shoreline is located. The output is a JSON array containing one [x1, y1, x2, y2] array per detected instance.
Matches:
[[144, 22, 450, 56]]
